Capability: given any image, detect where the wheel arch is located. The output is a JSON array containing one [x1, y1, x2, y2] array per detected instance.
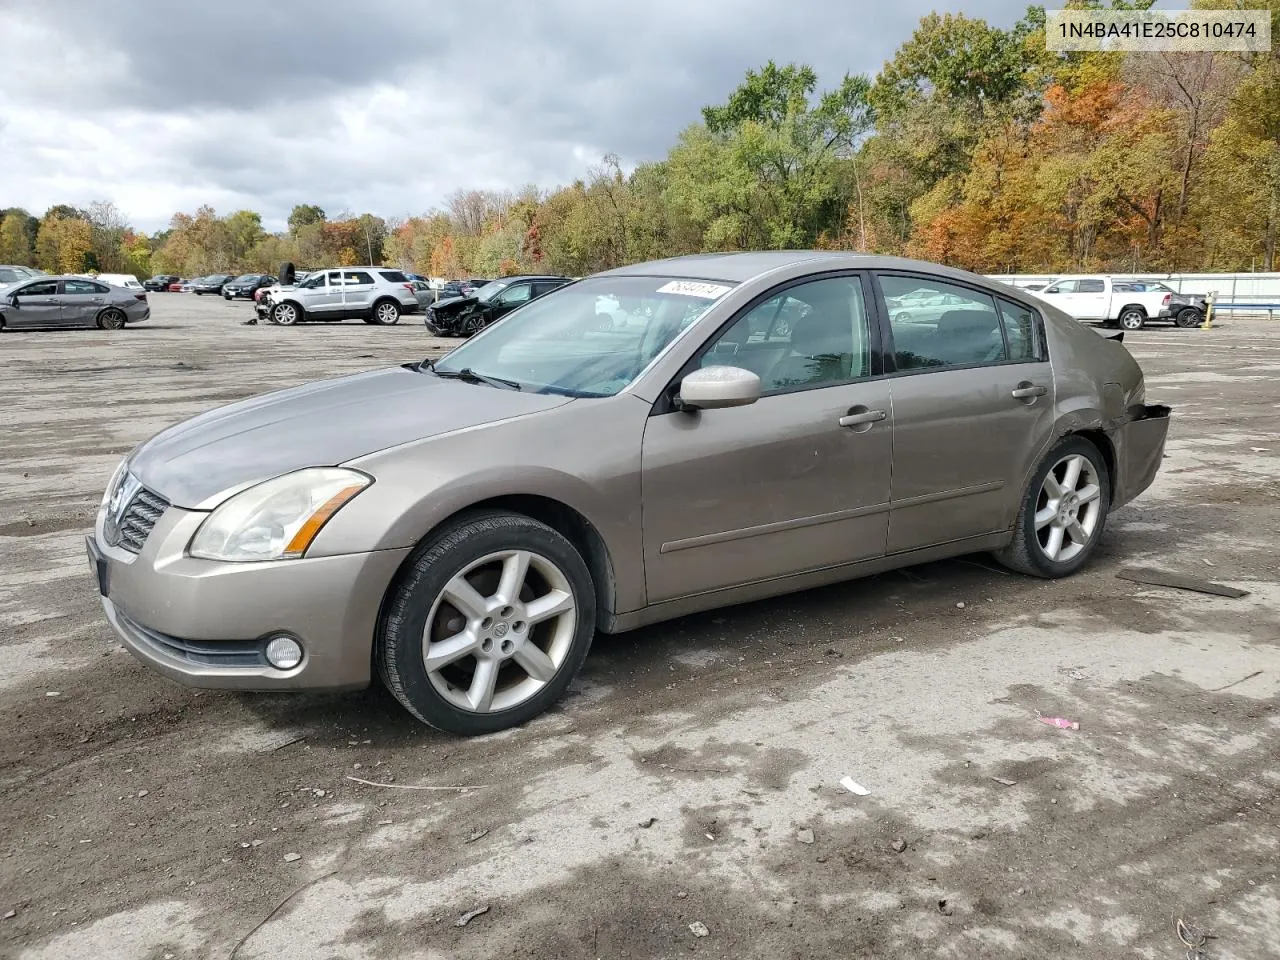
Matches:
[[374, 493, 620, 647], [1069, 428, 1117, 501], [1118, 303, 1147, 317]]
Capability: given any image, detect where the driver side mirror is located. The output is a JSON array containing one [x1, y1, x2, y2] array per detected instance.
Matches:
[[676, 365, 760, 411]]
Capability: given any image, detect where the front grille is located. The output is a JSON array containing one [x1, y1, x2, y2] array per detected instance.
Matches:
[[116, 487, 169, 554]]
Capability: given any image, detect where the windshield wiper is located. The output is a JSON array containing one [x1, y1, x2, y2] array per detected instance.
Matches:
[[431, 366, 523, 390]]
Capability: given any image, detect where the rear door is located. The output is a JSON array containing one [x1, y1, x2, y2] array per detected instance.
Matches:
[[1073, 278, 1109, 319], [339, 270, 376, 318], [59, 278, 110, 326], [8, 279, 62, 328], [874, 272, 1056, 554]]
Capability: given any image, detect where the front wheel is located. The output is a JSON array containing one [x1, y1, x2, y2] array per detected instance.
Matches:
[[994, 436, 1111, 578], [378, 512, 596, 735], [1119, 308, 1146, 330], [272, 301, 300, 325], [372, 299, 401, 325]]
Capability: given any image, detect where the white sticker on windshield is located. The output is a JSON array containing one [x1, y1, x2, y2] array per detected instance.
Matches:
[[656, 280, 733, 299]]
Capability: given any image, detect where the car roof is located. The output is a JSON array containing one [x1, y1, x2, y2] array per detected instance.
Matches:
[[595, 251, 1025, 291]]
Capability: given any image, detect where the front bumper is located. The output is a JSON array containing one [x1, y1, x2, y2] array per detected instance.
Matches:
[[86, 503, 410, 691]]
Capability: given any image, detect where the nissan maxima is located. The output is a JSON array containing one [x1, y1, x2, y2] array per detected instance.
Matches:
[[86, 252, 1170, 735]]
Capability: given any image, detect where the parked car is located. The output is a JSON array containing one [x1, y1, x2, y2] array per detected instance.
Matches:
[[81, 273, 145, 291], [0, 275, 149, 330], [423, 275, 573, 336], [194, 274, 236, 295], [255, 267, 421, 325], [1029, 276, 1201, 330], [179, 279, 198, 293], [85, 251, 1170, 735], [883, 288, 974, 325], [223, 274, 276, 300], [167, 279, 187, 292], [145, 275, 180, 292], [0, 265, 44, 284]]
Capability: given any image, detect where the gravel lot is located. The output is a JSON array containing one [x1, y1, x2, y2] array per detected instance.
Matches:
[[2, 294, 1278, 960]]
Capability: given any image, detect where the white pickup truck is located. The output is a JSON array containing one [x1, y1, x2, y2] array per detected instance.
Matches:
[[1027, 276, 1204, 330]]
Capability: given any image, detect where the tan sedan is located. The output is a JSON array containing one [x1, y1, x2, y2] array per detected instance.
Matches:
[[87, 252, 1171, 734]]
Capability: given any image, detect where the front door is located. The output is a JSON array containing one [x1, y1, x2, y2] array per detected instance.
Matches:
[[488, 281, 533, 322], [641, 273, 892, 603], [8, 279, 62, 328], [875, 274, 1056, 553], [59, 278, 109, 327], [297, 271, 344, 318]]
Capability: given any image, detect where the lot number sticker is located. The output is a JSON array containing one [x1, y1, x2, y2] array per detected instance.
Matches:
[[657, 280, 734, 299]]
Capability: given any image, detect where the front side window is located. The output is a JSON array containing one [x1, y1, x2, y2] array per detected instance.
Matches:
[[494, 283, 532, 306], [879, 275, 1007, 370], [17, 280, 58, 297], [430, 274, 737, 397], [1042, 280, 1076, 294], [698, 276, 871, 394], [300, 273, 328, 289]]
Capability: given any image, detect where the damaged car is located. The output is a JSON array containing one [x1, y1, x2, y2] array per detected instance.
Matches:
[[423, 274, 572, 336], [86, 252, 1170, 736]]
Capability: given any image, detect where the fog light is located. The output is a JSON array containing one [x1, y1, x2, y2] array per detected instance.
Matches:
[[265, 635, 303, 670]]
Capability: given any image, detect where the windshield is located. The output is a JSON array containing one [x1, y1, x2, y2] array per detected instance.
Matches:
[[233, 274, 256, 282], [472, 279, 509, 302], [430, 275, 737, 397]]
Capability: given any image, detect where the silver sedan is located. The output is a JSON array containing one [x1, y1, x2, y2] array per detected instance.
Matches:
[[87, 252, 1170, 735], [0, 275, 151, 330]]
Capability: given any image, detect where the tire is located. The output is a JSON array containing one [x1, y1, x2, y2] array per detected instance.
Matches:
[[378, 511, 596, 735], [1119, 308, 1146, 330], [994, 436, 1112, 578], [96, 308, 127, 330], [272, 301, 301, 326], [372, 299, 401, 325], [1176, 307, 1203, 328], [224, 292, 232, 300], [279, 261, 296, 286], [462, 313, 485, 337]]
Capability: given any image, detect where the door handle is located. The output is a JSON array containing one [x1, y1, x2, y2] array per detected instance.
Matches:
[[838, 408, 886, 428], [1011, 383, 1047, 399]]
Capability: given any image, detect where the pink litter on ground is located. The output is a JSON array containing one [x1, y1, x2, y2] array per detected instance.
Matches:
[[1039, 716, 1080, 730]]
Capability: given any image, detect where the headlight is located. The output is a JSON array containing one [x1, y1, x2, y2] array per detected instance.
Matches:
[[102, 457, 129, 507], [189, 467, 371, 562]]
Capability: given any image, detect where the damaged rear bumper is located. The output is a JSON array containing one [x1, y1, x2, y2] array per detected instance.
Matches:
[[1110, 403, 1171, 509]]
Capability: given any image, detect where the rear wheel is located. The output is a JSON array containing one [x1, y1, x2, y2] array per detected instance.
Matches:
[[1119, 308, 1146, 330], [994, 436, 1111, 578], [272, 301, 301, 325], [1176, 307, 1203, 328], [372, 299, 401, 325], [378, 512, 596, 734], [96, 308, 126, 330]]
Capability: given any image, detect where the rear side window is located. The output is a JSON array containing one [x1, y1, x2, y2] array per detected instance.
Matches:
[[1077, 279, 1105, 293], [879, 275, 1006, 370], [342, 271, 374, 285], [64, 279, 108, 294], [996, 298, 1045, 362], [378, 271, 408, 283]]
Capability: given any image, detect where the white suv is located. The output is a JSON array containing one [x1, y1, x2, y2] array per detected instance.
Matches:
[[258, 267, 420, 326]]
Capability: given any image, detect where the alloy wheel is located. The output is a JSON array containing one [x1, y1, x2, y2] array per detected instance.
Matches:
[[1033, 454, 1103, 563], [422, 549, 576, 713]]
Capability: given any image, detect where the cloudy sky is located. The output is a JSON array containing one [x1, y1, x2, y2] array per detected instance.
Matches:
[[0, 0, 1030, 233]]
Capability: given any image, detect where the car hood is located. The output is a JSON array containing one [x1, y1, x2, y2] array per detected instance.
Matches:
[[126, 365, 574, 508], [428, 295, 478, 314]]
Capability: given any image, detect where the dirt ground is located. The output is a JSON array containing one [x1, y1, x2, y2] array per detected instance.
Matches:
[[1, 295, 1277, 960]]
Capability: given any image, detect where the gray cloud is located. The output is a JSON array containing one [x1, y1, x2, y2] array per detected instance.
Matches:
[[1, 0, 1032, 231]]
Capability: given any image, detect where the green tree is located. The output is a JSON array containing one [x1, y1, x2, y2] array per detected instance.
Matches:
[[0, 214, 34, 265], [287, 204, 326, 235]]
